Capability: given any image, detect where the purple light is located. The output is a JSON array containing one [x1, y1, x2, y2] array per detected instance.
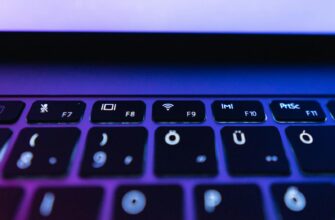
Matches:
[[0, 0, 334, 33]]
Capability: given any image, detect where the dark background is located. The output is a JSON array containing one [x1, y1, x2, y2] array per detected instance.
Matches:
[[0, 32, 334, 64]]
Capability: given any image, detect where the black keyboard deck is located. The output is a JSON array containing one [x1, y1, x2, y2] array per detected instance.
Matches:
[[0, 97, 334, 220]]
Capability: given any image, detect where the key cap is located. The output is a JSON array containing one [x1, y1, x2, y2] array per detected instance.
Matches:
[[114, 185, 183, 220], [286, 126, 335, 173], [80, 127, 148, 177], [29, 187, 103, 220], [153, 101, 205, 122], [155, 127, 217, 176], [212, 101, 265, 122], [91, 101, 145, 123], [270, 100, 325, 122], [327, 100, 335, 119], [27, 101, 85, 123], [4, 127, 80, 177], [0, 187, 24, 220], [221, 126, 290, 175], [0, 101, 25, 124], [0, 128, 12, 155], [195, 184, 265, 220], [272, 183, 335, 220]]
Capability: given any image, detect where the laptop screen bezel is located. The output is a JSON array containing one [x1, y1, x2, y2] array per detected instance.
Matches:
[[0, 32, 334, 63]]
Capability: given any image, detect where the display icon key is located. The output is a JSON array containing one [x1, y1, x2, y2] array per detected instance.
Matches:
[[91, 101, 145, 123]]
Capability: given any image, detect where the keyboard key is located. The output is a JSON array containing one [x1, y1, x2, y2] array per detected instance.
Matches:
[[0, 128, 12, 154], [27, 101, 85, 123], [155, 127, 217, 176], [4, 128, 80, 178], [221, 126, 289, 175], [212, 101, 265, 122], [80, 127, 148, 177], [286, 126, 335, 173], [29, 187, 103, 220], [270, 100, 325, 122], [327, 100, 335, 119], [0, 101, 25, 124], [153, 101, 205, 122], [91, 101, 145, 123], [195, 185, 265, 220], [0, 187, 24, 220], [272, 183, 335, 220], [114, 185, 183, 220]]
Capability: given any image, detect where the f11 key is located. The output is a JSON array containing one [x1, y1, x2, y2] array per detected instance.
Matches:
[[270, 101, 325, 122]]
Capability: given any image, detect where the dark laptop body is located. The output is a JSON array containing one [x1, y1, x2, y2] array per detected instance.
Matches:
[[0, 5, 335, 220]]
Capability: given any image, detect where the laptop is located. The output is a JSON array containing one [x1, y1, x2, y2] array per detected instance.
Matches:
[[0, 0, 335, 219]]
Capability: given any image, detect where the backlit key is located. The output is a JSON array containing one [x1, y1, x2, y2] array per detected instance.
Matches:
[[286, 126, 335, 173], [80, 127, 148, 177], [4, 128, 80, 178], [272, 183, 335, 220], [153, 101, 205, 122], [29, 187, 103, 220], [155, 127, 217, 176], [270, 101, 325, 122], [212, 101, 265, 122], [0, 128, 12, 158], [0, 187, 24, 220], [91, 101, 145, 123], [27, 101, 85, 123], [195, 185, 265, 220], [221, 126, 290, 175], [114, 185, 183, 220], [0, 101, 25, 124]]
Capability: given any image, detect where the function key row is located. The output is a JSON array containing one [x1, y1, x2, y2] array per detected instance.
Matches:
[[3, 126, 335, 178], [1, 100, 335, 124], [1, 183, 335, 220]]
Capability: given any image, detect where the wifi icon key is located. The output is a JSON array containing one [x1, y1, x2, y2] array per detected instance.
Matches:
[[153, 101, 205, 122], [162, 103, 175, 111]]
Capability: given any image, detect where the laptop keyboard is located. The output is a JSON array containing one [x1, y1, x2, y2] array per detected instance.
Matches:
[[0, 97, 334, 220]]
